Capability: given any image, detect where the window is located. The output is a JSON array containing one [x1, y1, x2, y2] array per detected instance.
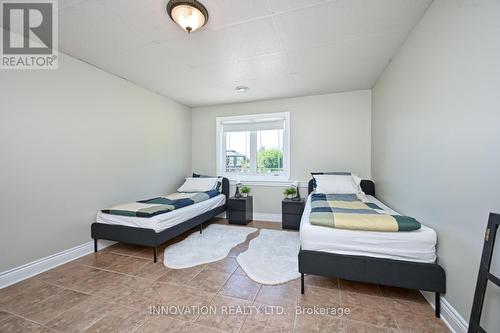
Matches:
[[216, 112, 290, 181]]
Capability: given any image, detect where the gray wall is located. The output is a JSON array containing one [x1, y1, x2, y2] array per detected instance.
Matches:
[[0, 52, 192, 272], [192, 90, 372, 214], [372, 0, 500, 329]]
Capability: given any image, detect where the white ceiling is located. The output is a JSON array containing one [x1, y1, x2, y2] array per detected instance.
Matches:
[[56, 0, 432, 107]]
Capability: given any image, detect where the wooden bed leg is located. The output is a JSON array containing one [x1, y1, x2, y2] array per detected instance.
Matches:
[[435, 293, 441, 318], [200, 223, 203, 234], [301, 273, 305, 294], [94, 239, 98, 253], [153, 246, 158, 263]]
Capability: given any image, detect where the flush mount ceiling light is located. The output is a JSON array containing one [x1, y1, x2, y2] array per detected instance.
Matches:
[[167, 0, 208, 34], [235, 86, 249, 92]]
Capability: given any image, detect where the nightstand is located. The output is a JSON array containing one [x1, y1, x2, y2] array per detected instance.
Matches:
[[227, 196, 253, 225], [282, 198, 305, 230]]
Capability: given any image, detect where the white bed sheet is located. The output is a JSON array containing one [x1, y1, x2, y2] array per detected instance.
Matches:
[[300, 194, 437, 263], [96, 194, 226, 233]]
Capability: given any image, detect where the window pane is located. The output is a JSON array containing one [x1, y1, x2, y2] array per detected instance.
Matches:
[[256, 129, 284, 174], [225, 131, 250, 173]]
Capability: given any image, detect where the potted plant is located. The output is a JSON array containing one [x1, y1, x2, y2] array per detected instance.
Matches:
[[240, 186, 251, 197], [283, 187, 297, 199]]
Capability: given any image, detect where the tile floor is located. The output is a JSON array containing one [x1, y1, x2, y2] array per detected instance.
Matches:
[[0, 219, 449, 333]]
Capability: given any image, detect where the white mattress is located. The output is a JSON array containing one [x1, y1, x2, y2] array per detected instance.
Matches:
[[300, 194, 437, 263], [96, 194, 226, 233]]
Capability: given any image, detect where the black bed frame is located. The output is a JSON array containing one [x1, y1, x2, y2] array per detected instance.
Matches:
[[299, 175, 446, 317], [91, 176, 230, 263]]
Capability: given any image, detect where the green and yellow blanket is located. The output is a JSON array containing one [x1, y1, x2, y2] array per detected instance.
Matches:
[[309, 193, 421, 232], [102, 190, 219, 218]]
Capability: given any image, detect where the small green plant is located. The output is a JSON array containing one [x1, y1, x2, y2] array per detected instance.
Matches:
[[240, 186, 251, 194], [283, 187, 297, 198]]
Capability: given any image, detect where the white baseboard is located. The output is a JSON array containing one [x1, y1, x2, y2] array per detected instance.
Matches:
[[252, 213, 282, 222], [420, 291, 468, 333], [0, 240, 115, 289]]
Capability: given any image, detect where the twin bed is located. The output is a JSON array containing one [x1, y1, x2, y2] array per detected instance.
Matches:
[[299, 175, 446, 318], [91, 175, 229, 262]]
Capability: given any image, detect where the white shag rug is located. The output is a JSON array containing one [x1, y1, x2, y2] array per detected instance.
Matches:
[[237, 229, 301, 285], [164, 224, 257, 269]]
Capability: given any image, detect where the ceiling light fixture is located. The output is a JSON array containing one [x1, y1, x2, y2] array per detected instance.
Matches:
[[167, 0, 209, 34], [235, 86, 249, 92]]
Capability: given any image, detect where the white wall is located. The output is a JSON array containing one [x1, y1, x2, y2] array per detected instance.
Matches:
[[192, 90, 372, 214], [0, 52, 192, 272], [372, 0, 500, 330]]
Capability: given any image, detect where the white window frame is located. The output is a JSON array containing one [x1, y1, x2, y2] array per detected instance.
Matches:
[[216, 112, 290, 183]]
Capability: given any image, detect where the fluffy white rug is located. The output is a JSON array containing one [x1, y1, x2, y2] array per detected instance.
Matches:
[[164, 224, 257, 269], [237, 229, 301, 285]]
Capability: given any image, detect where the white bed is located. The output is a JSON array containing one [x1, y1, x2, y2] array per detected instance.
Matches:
[[300, 193, 437, 263], [96, 194, 226, 233]]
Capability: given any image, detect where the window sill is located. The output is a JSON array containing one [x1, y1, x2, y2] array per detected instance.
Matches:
[[225, 178, 308, 188]]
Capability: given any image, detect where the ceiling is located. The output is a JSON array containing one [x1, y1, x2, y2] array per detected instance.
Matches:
[[56, 0, 432, 107]]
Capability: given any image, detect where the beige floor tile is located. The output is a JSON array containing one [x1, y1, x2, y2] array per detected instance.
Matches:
[[46, 296, 117, 332], [153, 283, 215, 322], [22, 289, 90, 324], [107, 254, 150, 275], [0, 280, 64, 314], [294, 314, 345, 333], [239, 303, 294, 333], [108, 243, 148, 256], [380, 285, 426, 303], [0, 315, 45, 333], [127, 246, 163, 260], [219, 274, 261, 301], [84, 306, 147, 333], [388, 298, 434, 317], [188, 322, 229, 332], [298, 285, 342, 309], [345, 319, 398, 332], [81, 252, 125, 269], [389, 299, 449, 332], [134, 261, 170, 280], [341, 293, 397, 329], [0, 278, 56, 303], [136, 316, 192, 333], [305, 275, 340, 290], [89, 273, 139, 298], [38, 265, 97, 289], [157, 265, 205, 286], [105, 277, 158, 310], [73, 268, 126, 295], [187, 269, 232, 293], [254, 281, 299, 307], [339, 280, 383, 297], [205, 258, 239, 274], [195, 295, 252, 333], [0, 310, 11, 323], [398, 318, 450, 333]]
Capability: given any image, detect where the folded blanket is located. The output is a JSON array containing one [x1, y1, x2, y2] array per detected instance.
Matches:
[[102, 190, 220, 218], [309, 193, 421, 232]]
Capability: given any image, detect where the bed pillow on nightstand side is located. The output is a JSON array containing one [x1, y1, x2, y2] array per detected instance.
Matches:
[[313, 174, 362, 194]]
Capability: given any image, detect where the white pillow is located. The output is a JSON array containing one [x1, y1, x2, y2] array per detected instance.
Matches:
[[314, 174, 361, 194], [177, 177, 219, 193]]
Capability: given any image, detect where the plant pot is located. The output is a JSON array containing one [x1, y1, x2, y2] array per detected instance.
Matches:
[[286, 194, 294, 199], [242, 193, 248, 197]]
